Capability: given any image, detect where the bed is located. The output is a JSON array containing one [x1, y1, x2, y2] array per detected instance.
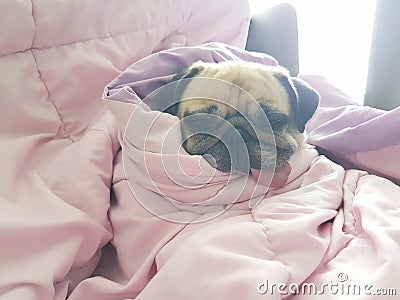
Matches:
[[2, 1, 400, 299]]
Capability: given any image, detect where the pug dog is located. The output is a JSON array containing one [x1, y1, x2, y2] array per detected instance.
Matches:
[[162, 60, 319, 187]]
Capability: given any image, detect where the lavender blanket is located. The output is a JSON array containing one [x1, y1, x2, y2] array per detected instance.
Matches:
[[303, 75, 400, 184]]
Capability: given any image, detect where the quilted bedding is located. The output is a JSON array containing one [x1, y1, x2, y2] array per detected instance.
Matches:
[[2, 1, 400, 300], [101, 43, 400, 300], [0, 1, 249, 299]]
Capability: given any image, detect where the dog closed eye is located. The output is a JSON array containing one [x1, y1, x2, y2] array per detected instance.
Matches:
[[256, 103, 289, 131], [183, 103, 219, 118]]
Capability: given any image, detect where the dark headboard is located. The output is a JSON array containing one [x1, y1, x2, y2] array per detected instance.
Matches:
[[245, 3, 299, 76]]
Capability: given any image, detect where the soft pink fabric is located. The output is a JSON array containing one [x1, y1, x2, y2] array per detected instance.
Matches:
[[0, 1, 250, 299], [3, 1, 400, 299], [85, 91, 400, 299], [302, 75, 400, 185], [71, 111, 400, 299]]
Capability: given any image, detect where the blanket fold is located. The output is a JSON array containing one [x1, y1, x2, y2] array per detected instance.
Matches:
[[1, 0, 252, 298], [91, 43, 400, 299]]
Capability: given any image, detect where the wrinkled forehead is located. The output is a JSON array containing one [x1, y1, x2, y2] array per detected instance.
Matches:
[[180, 67, 291, 116]]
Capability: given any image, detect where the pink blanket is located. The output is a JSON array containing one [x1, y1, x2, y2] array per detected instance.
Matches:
[[96, 43, 400, 299], [2, 1, 400, 299], [0, 1, 249, 299]]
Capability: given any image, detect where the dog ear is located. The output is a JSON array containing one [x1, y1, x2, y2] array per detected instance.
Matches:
[[163, 63, 205, 116], [275, 75, 319, 133]]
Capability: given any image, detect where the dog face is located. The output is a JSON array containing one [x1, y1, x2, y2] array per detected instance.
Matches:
[[164, 61, 319, 174]]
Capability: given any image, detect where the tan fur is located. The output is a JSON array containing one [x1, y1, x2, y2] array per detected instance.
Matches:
[[177, 61, 291, 118], [166, 60, 317, 172]]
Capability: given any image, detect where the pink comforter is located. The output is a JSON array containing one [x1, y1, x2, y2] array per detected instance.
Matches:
[[0, 1, 249, 299], [98, 43, 400, 299], [2, 1, 400, 300]]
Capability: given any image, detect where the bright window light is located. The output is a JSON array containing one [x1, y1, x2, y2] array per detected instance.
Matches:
[[249, 0, 376, 104]]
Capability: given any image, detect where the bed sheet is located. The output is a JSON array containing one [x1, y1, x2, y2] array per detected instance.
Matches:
[[95, 43, 400, 299]]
